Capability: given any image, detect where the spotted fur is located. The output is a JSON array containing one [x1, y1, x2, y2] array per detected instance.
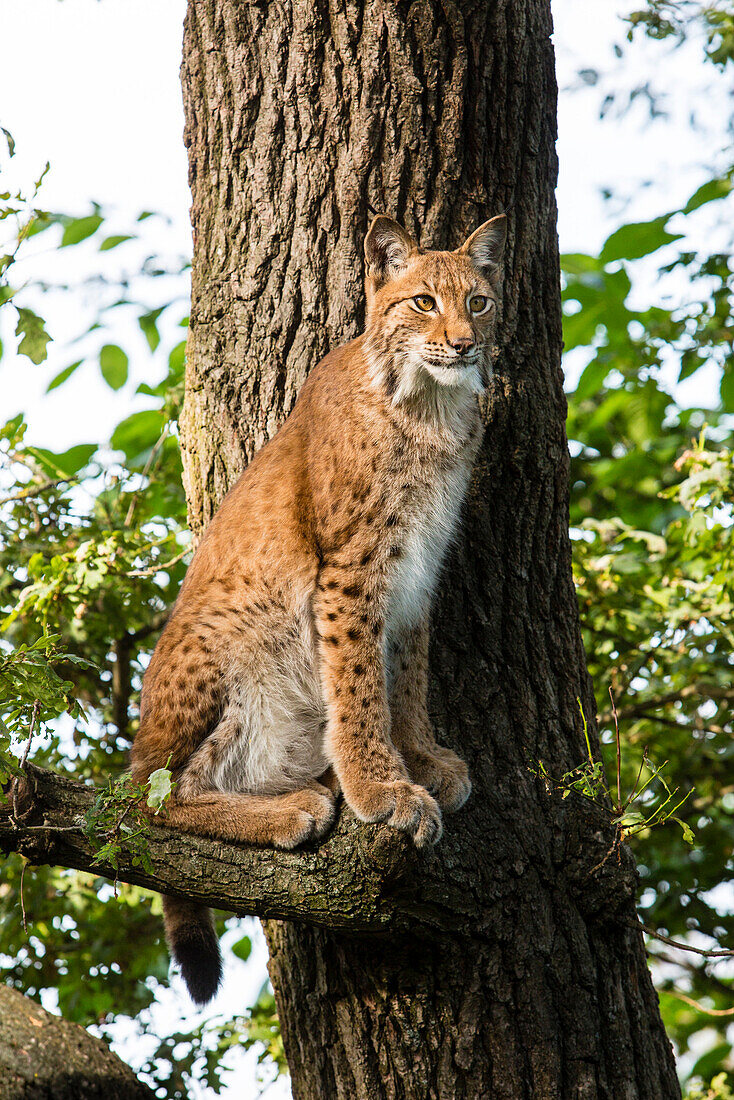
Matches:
[[131, 214, 507, 1002]]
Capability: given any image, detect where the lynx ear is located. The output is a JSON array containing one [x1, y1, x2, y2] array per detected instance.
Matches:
[[364, 216, 417, 288], [459, 214, 507, 273]]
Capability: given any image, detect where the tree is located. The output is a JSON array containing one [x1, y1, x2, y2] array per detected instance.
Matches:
[[174, 0, 679, 1095]]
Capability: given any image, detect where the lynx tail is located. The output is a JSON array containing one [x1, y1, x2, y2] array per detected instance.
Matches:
[[162, 896, 222, 1005]]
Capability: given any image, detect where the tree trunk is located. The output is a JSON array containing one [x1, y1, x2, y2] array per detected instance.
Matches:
[[179, 2, 680, 1097], [0, 986, 154, 1100]]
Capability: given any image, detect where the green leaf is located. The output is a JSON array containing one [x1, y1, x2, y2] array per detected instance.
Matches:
[[147, 767, 173, 811], [26, 443, 96, 478], [0, 413, 24, 444], [682, 176, 732, 214], [232, 934, 252, 962], [168, 339, 186, 378], [573, 359, 609, 403], [99, 234, 134, 251], [99, 344, 129, 390], [60, 214, 103, 247], [671, 816, 695, 846], [1, 127, 15, 157], [615, 811, 646, 827], [690, 1042, 732, 1082], [138, 307, 165, 352], [15, 307, 51, 364], [46, 360, 82, 393], [110, 409, 163, 463], [719, 367, 734, 411], [561, 253, 603, 276], [600, 215, 683, 263]]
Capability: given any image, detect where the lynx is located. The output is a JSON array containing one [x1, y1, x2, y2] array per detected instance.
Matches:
[[131, 213, 507, 1003]]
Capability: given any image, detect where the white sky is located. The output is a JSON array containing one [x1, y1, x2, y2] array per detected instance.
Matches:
[[1, 0, 732, 1094]]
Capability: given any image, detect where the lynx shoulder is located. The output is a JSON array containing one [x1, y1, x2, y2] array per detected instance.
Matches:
[[131, 213, 506, 1003]]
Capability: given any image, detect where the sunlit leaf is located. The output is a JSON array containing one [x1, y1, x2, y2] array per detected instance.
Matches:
[[46, 360, 82, 393], [147, 767, 173, 811], [138, 307, 165, 352], [682, 176, 732, 214], [99, 344, 129, 391], [15, 307, 51, 364], [25, 443, 96, 478], [99, 234, 134, 251], [60, 213, 103, 247], [600, 215, 683, 263]]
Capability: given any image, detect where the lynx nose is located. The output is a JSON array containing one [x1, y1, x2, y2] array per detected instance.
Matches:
[[447, 334, 475, 355]]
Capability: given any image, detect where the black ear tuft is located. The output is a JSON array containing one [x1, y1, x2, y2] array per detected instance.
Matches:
[[459, 214, 507, 273], [364, 216, 417, 288]]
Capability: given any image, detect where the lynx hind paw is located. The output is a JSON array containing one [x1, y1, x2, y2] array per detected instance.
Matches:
[[271, 787, 336, 850], [352, 779, 443, 848]]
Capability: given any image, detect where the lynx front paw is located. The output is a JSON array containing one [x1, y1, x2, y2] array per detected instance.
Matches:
[[271, 787, 336, 849], [348, 779, 443, 847], [404, 747, 472, 813]]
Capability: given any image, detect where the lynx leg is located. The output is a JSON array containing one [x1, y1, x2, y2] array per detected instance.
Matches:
[[389, 619, 472, 813], [314, 567, 442, 847], [317, 765, 342, 798], [158, 783, 336, 850]]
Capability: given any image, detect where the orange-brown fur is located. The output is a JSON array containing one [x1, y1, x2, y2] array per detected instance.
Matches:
[[132, 214, 506, 1002]]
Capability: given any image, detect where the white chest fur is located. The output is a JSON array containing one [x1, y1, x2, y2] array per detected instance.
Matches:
[[386, 459, 472, 638]]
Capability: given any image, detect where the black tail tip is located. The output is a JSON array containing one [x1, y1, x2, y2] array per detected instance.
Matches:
[[173, 927, 223, 1006]]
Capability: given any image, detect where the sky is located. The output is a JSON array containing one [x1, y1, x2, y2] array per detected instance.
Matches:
[[1, 0, 732, 1095]]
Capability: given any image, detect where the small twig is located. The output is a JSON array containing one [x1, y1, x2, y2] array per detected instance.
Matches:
[[19, 701, 40, 772], [123, 424, 170, 527], [12, 700, 40, 824], [125, 547, 189, 578], [19, 857, 28, 933], [622, 746, 649, 811], [599, 681, 734, 726], [646, 951, 734, 996], [609, 686, 622, 813], [663, 989, 734, 1017], [586, 826, 622, 879], [627, 919, 734, 959], [0, 475, 74, 506]]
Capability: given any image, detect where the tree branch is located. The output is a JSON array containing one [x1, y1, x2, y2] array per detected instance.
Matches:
[[599, 682, 734, 726], [0, 765, 641, 940], [0, 764, 468, 935]]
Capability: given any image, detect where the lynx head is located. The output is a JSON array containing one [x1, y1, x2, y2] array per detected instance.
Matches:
[[363, 214, 506, 404]]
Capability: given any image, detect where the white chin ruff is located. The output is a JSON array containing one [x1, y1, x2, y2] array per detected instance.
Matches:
[[421, 359, 484, 393]]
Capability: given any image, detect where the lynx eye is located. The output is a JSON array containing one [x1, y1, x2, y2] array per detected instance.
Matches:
[[469, 294, 490, 314], [413, 294, 436, 312]]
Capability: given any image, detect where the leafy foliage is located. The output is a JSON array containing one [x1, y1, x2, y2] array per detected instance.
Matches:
[[0, 137, 273, 1097], [562, 3, 734, 1082], [533, 696, 695, 847], [83, 769, 175, 875]]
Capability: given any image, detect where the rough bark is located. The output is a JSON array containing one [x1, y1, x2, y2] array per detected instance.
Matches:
[[177, 1, 681, 1097], [0, 985, 154, 1099]]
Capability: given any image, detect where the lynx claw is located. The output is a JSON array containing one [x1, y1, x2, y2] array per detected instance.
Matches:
[[349, 779, 443, 848]]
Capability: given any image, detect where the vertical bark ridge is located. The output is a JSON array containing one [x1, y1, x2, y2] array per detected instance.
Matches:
[[180, 1, 680, 1096]]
